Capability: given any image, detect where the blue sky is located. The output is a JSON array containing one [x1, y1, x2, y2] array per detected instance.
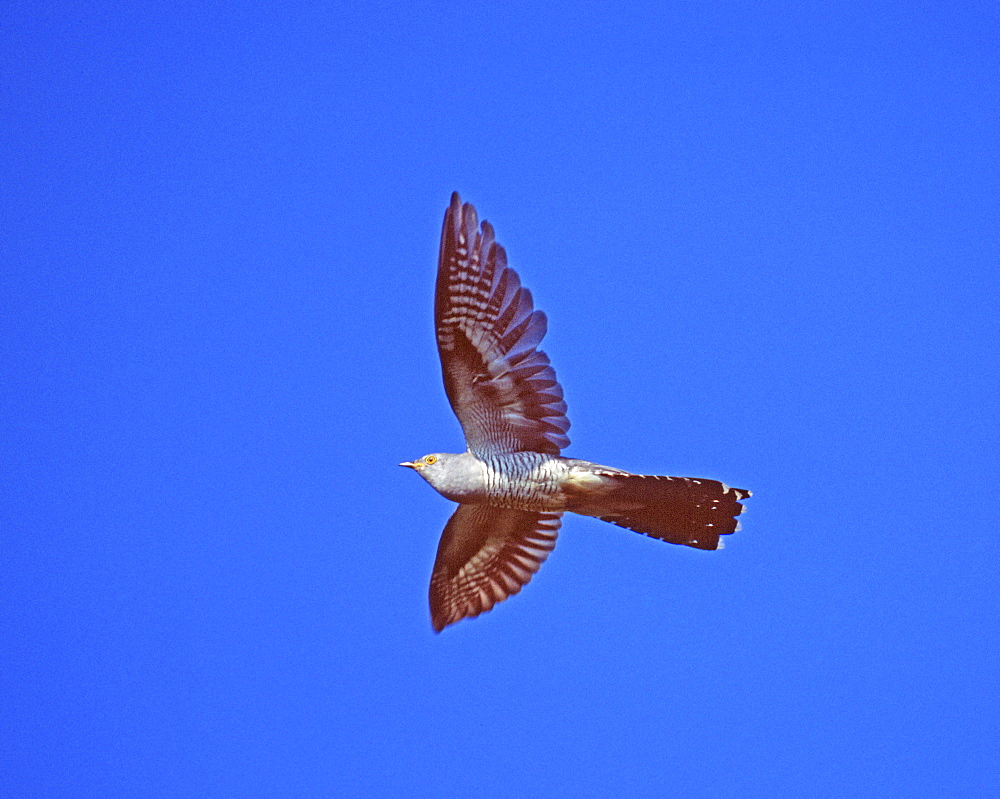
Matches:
[[4, 1, 998, 796]]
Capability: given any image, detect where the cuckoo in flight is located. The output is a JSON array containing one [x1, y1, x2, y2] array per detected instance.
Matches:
[[402, 193, 750, 632]]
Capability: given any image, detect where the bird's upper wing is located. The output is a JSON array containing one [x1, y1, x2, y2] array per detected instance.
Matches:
[[429, 504, 561, 632], [435, 193, 570, 456]]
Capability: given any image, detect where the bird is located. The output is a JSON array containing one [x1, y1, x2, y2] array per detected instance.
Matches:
[[401, 193, 750, 632]]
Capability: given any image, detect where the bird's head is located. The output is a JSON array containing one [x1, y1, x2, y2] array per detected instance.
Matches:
[[399, 452, 476, 500], [399, 453, 449, 481]]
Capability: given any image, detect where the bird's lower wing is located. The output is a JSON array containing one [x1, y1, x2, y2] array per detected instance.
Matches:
[[429, 504, 561, 632]]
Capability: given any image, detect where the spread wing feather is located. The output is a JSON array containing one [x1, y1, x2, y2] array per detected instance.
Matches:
[[436, 192, 570, 456], [429, 504, 562, 632]]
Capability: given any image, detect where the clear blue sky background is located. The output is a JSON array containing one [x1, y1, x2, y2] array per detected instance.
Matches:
[[4, 2, 998, 796]]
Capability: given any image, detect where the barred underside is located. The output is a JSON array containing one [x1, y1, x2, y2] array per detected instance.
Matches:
[[435, 193, 570, 456], [480, 451, 569, 510]]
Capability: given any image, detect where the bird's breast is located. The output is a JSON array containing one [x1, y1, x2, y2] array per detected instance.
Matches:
[[476, 453, 569, 511]]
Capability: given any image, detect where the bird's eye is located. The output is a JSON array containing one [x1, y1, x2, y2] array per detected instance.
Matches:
[[424, 455, 438, 465]]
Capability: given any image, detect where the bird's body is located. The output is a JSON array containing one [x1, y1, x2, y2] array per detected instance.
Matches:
[[403, 193, 750, 631], [408, 450, 569, 508]]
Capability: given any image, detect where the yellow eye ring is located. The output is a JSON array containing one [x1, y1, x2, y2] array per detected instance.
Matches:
[[424, 455, 438, 465]]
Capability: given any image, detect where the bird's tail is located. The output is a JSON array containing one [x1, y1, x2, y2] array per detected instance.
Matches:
[[567, 474, 750, 551]]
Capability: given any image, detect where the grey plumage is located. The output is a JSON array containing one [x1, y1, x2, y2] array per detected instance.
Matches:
[[402, 193, 750, 632]]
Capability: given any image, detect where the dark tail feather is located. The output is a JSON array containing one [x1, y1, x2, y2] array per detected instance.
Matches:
[[581, 475, 750, 551]]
